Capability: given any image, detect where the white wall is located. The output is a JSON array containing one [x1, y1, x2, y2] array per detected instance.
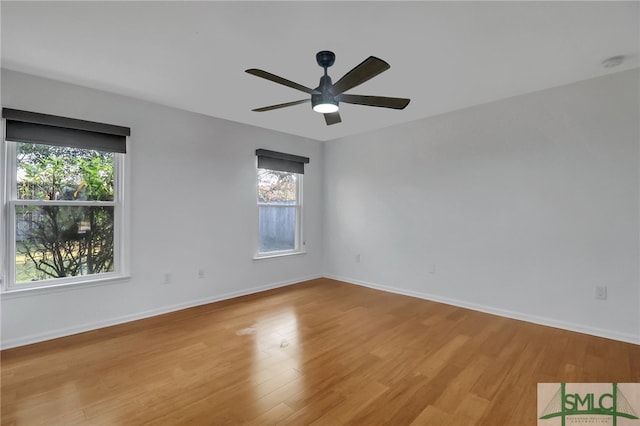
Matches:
[[324, 69, 640, 344], [1, 69, 324, 348], [2, 69, 638, 348]]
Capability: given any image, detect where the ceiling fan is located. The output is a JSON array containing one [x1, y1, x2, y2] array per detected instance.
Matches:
[[246, 51, 410, 125]]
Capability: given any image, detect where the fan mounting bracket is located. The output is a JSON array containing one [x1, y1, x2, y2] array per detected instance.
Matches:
[[316, 51, 335, 69]]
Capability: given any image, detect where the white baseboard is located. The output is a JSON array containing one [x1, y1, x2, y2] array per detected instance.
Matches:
[[324, 274, 640, 346], [1, 274, 322, 350]]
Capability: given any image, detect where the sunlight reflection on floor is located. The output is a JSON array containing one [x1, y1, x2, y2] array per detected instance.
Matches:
[[249, 308, 303, 414]]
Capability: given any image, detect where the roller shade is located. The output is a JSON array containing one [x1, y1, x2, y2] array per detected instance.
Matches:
[[3, 108, 130, 153], [256, 149, 310, 174]]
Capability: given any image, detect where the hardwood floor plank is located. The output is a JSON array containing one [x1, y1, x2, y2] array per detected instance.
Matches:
[[431, 355, 491, 414], [409, 404, 452, 426], [308, 378, 388, 426], [2, 278, 639, 425], [453, 393, 491, 422], [248, 402, 295, 425], [415, 334, 470, 378]]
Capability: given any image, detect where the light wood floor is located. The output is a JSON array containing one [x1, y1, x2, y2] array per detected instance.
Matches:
[[2, 278, 639, 425]]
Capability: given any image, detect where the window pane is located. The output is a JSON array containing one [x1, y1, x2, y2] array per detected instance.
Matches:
[[259, 206, 296, 252], [17, 143, 115, 201], [258, 169, 297, 204], [15, 205, 115, 283]]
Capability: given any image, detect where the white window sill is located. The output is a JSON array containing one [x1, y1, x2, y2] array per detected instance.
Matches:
[[253, 250, 307, 261], [1, 274, 131, 299]]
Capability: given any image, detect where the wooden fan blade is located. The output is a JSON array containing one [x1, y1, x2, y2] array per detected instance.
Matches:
[[339, 94, 410, 110], [324, 112, 342, 125], [252, 99, 310, 112], [246, 69, 319, 95], [330, 56, 390, 96]]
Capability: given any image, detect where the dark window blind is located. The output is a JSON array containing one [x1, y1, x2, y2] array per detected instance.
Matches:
[[3, 108, 130, 153], [256, 149, 310, 174]]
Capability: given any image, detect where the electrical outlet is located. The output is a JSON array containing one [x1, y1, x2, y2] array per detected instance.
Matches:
[[595, 286, 607, 300], [355, 254, 361, 263], [198, 269, 205, 279], [163, 273, 172, 285]]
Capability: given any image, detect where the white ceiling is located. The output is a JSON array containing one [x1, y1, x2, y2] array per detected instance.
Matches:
[[2, 1, 638, 142]]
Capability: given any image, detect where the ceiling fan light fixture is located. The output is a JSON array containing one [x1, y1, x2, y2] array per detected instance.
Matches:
[[312, 93, 338, 113], [313, 102, 339, 114]]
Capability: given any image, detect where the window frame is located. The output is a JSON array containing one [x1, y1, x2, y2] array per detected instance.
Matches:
[[1, 121, 130, 293], [254, 166, 305, 259]]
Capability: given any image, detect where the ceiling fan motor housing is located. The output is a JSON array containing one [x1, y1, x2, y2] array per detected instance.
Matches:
[[312, 92, 338, 111], [312, 74, 338, 112]]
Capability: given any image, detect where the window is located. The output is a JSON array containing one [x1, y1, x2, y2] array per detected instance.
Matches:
[[255, 149, 309, 257], [258, 169, 301, 253], [2, 108, 130, 291]]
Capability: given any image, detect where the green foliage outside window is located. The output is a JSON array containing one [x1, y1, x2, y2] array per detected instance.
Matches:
[[15, 143, 116, 283]]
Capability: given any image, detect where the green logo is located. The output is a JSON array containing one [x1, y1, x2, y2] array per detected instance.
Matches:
[[539, 383, 639, 426]]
